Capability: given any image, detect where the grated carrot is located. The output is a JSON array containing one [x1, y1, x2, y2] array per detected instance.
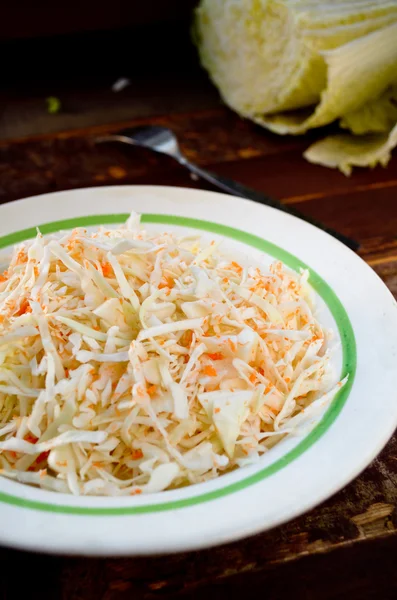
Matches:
[[101, 262, 113, 277], [131, 449, 144, 460], [147, 385, 157, 396], [207, 352, 224, 361], [203, 365, 217, 377]]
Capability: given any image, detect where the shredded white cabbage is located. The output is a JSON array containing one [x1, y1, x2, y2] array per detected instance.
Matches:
[[0, 213, 345, 495]]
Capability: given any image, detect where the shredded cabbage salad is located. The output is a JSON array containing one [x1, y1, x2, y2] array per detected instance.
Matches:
[[0, 214, 345, 496]]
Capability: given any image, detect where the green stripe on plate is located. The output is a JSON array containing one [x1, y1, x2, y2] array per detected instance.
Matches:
[[0, 214, 356, 515]]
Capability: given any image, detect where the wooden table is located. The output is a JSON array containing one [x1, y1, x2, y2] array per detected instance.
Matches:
[[1, 76, 397, 600]]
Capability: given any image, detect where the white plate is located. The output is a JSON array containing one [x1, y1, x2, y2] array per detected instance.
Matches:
[[0, 185, 396, 557]]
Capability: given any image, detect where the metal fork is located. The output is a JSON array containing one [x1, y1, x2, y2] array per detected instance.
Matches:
[[96, 126, 359, 251]]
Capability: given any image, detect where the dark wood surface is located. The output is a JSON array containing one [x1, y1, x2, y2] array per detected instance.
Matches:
[[0, 0, 197, 40], [1, 69, 397, 600]]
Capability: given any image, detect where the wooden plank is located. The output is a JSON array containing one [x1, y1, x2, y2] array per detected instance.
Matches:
[[211, 147, 397, 205], [1, 111, 397, 249], [2, 107, 396, 191], [0, 78, 221, 142]]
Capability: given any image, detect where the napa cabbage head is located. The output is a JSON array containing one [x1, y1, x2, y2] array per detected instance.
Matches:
[[195, 0, 397, 173]]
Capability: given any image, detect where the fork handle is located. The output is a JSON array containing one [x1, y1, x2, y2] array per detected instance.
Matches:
[[182, 159, 359, 252]]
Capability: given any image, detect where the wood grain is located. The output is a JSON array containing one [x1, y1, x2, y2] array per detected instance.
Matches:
[[1, 104, 397, 600]]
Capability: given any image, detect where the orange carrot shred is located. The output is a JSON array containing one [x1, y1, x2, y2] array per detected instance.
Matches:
[[159, 276, 175, 290], [231, 261, 242, 273], [35, 451, 50, 465], [16, 299, 31, 316], [203, 365, 217, 377], [207, 352, 223, 361], [131, 449, 144, 460], [101, 262, 113, 277]]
